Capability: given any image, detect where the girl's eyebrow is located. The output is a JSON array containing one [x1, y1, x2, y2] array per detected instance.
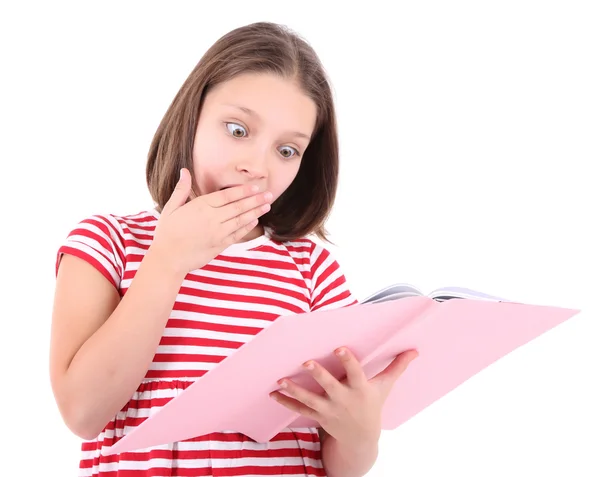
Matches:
[[222, 103, 311, 140]]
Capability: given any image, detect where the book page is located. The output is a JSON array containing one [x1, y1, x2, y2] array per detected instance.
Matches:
[[360, 284, 508, 304], [361, 283, 423, 304], [428, 286, 507, 302]]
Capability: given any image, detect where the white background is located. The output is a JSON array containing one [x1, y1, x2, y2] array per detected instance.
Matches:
[[1, 1, 599, 475]]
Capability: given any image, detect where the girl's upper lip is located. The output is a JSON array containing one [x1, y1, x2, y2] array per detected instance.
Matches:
[[220, 183, 262, 190]]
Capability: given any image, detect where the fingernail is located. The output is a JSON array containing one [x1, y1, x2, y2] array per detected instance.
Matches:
[[304, 361, 315, 370], [336, 348, 346, 356], [251, 185, 259, 192], [278, 379, 288, 388], [179, 168, 183, 179], [264, 191, 273, 201]]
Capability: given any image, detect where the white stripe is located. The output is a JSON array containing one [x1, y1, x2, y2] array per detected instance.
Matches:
[[194, 265, 305, 284], [170, 309, 277, 328], [131, 386, 188, 400], [179, 280, 309, 309], [221, 246, 311, 262], [62, 240, 120, 285], [121, 223, 156, 236], [162, 326, 259, 343], [97, 426, 319, 446], [210, 256, 305, 278], [147, 360, 219, 372], [123, 244, 153, 254], [89, 456, 320, 471], [155, 344, 234, 356], [311, 251, 340, 297], [87, 216, 126, 273], [317, 293, 356, 310], [175, 294, 306, 317]]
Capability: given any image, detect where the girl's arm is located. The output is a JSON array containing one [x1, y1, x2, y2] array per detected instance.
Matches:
[[320, 428, 379, 477], [49, 249, 186, 440]]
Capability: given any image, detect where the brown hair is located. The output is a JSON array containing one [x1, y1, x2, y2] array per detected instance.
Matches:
[[146, 22, 338, 242]]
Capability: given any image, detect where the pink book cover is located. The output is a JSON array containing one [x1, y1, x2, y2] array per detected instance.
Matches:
[[105, 296, 579, 455]]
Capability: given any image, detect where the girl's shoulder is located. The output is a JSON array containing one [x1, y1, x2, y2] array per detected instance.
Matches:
[[63, 208, 160, 242], [55, 208, 160, 288], [271, 235, 356, 311]]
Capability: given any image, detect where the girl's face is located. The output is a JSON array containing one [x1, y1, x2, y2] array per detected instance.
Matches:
[[191, 72, 317, 207]]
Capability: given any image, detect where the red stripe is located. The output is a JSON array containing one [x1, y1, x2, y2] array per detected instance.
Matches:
[[312, 253, 336, 292], [256, 242, 312, 261], [152, 353, 225, 363], [312, 272, 345, 309], [69, 227, 120, 272], [184, 274, 309, 303], [202, 264, 310, 285], [216, 254, 302, 271], [56, 246, 118, 289], [166, 317, 264, 334], [170, 304, 280, 323], [159, 336, 242, 350], [81, 447, 320, 463], [313, 291, 357, 311], [144, 369, 208, 379], [124, 237, 152, 248], [85, 215, 127, 271], [78, 468, 323, 477], [80, 429, 319, 450], [178, 286, 305, 312]]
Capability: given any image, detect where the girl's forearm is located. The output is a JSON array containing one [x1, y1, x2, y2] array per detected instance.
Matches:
[[321, 431, 380, 477], [61, 250, 186, 439]]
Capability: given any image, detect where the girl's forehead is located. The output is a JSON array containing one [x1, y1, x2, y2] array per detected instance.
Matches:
[[208, 73, 301, 100], [205, 73, 317, 133]]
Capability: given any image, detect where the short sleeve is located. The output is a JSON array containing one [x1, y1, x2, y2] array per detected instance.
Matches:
[[55, 214, 126, 290], [309, 242, 358, 311]]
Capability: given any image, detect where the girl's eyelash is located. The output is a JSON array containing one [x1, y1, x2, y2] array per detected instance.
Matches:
[[224, 122, 301, 158]]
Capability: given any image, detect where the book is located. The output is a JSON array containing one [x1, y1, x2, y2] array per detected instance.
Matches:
[[360, 283, 509, 304], [105, 284, 579, 455]]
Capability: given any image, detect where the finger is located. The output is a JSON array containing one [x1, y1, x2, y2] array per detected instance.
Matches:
[[371, 349, 418, 390], [221, 203, 271, 239], [302, 360, 345, 400], [220, 219, 260, 248], [162, 168, 192, 215], [274, 378, 329, 415], [270, 391, 320, 420], [205, 184, 263, 208], [335, 347, 368, 389], [218, 191, 273, 223]]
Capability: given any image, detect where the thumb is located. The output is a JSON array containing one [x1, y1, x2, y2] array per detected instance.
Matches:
[[372, 349, 418, 390], [163, 168, 192, 214]]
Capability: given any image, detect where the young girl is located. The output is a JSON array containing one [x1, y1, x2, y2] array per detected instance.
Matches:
[[50, 21, 417, 477]]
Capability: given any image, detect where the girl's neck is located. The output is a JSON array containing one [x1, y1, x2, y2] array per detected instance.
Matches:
[[239, 224, 265, 242]]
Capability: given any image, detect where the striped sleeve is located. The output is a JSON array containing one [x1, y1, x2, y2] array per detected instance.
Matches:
[[55, 214, 126, 290], [309, 243, 358, 311]]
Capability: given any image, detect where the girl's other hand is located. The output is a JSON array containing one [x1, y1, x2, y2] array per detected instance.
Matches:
[[149, 167, 273, 275]]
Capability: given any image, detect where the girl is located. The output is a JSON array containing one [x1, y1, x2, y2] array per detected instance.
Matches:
[[50, 21, 417, 477]]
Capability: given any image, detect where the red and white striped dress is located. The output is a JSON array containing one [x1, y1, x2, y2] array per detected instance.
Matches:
[[55, 208, 358, 476]]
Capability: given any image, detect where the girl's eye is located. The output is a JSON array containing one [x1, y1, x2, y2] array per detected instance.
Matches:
[[225, 122, 247, 138], [226, 122, 299, 158], [278, 146, 299, 159]]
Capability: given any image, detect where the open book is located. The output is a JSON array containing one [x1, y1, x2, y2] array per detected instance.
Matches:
[[361, 283, 508, 304], [106, 284, 579, 455]]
